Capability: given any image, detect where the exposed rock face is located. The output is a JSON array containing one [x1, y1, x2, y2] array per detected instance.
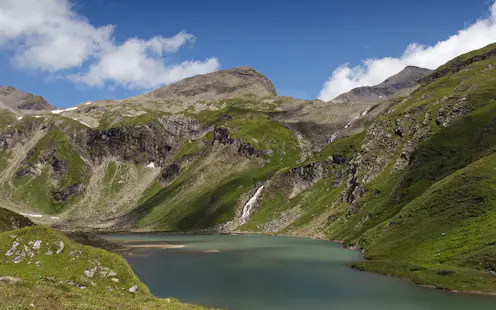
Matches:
[[331, 66, 432, 104], [212, 127, 262, 158], [141, 67, 277, 103], [0, 86, 54, 113], [83, 125, 174, 166]]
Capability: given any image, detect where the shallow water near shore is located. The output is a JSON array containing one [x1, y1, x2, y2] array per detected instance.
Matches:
[[104, 234, 496, 310]]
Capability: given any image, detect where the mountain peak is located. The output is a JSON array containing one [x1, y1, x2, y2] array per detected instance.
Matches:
[[330, 66, 432, 104], [0, 86, 54, 113], [140, 66, 277, 103]]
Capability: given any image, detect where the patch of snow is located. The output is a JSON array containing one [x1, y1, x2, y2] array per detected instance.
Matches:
[[328, 108, 371, 144], [20, 213, 43, 218], [122, 114, 133, 117], [52, 106, 79, 114], [17, 116, 23, 120], [71, 118, 90, 127], [241, 185, 264, 225], [146, 162, 155, 168], [85, 101, 93, 105], [50, 216, 60, 220], [34, 116, 43, 118], [7, 125, 11, 128]]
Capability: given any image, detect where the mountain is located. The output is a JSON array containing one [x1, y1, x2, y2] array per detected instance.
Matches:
[[330, 66, 433, 104], [0, 86, 55, 113], [139, 66, 278, 103], [0, 43, 495, 294]]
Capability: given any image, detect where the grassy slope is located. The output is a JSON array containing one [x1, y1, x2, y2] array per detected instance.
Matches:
[[314, 45, 496, 292], [354, 153, 496, 293], [127, 107, 302, 231], [0, 226, 210, 309], [241, 132, 365, 233], [12, 126, 88, 214]]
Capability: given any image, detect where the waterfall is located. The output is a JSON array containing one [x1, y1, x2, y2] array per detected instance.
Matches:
[[241, 185, 264, 225], [328, 109, 370, 143]]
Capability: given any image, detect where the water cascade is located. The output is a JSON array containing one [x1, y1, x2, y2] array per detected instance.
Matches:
[[328, 109, 370, 143], [241, 185, 265, 225]]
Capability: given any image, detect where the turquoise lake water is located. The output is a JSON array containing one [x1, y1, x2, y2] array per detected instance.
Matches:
[[104, 234, 496, 310]]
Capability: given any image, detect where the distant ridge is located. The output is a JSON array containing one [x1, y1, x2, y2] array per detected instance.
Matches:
[[330, 66, 432, 104], [0, 86, 54, 113]]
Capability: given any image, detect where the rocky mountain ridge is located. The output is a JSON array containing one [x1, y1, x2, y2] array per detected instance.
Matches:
[[331, 66, 433, 104], [0, 86, 54, 114]]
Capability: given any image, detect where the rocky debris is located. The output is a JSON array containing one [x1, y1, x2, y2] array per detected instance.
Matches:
[[5, 241, 19, 256], [84, 261, 118, 280], [289, 162, 325, 197], [331, 66, 432, 104], [142, 66, 277, 103], [84, 266, 97, 278], [0, 276, 22, 284], [56, 241, 64, 254], [259, 206, 302, 233], [52, 183, 85, 202], [157, 115, 210, 140], [128, 285, 138, 293], [435, 94, 470, 127]]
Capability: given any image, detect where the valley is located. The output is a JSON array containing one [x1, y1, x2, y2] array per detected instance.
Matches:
[[1, 43, 496, 308]]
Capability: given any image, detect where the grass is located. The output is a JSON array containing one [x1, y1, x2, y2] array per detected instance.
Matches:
[[0, 109, 17, 131], [0, 207, 33, 232], [12, 127, 88, 214], [0, 226, 212, 309]]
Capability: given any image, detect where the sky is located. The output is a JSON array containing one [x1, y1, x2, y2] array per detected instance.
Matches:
[[0, 0, 495, 108]]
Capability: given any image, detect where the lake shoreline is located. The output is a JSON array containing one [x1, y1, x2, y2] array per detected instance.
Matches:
[[100, 230, 496, 298]]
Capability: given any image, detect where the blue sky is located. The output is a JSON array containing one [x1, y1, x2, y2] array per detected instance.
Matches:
[[0, 0, 495, 108]]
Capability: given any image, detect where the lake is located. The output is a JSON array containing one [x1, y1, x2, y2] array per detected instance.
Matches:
[[104, 234, 496, 310]]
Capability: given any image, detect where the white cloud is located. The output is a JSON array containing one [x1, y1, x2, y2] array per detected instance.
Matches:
[[319, 2, 496, 101], [0, 0, 220, 88]]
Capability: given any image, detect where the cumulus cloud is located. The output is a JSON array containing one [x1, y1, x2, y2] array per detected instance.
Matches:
[[0, 0, 220, 88], [319, 2, 496, 101]]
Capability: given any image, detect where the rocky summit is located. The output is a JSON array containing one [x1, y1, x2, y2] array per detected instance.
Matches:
[[331, 66, 433, 104], [0, 43, 496, 304], [0, 86, 54, 114], [140, 66, 278, 103]]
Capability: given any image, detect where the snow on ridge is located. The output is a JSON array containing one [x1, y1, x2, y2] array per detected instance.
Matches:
[[85, 101, 93, 105], [52, 106, 79, 114], [20, 213, 43, 218]]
